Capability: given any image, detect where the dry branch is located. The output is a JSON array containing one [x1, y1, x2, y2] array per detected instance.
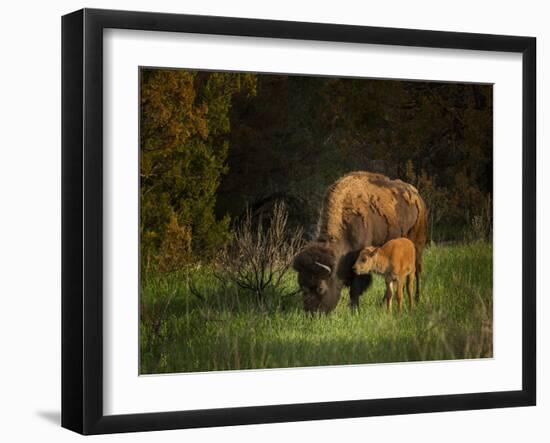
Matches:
[[216, 202, 303, 302]]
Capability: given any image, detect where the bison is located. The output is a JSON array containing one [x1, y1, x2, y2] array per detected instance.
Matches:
[[353, 237, 417, 312], [292, 171, 427, 313]]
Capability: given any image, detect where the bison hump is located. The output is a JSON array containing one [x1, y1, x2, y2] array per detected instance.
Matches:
[[317, 171, 424, 243]]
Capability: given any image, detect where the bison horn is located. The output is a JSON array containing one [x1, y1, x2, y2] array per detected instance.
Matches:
[[314, 261, 332, 274]]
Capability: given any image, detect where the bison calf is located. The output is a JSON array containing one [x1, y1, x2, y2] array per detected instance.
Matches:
[[352, 238, 416, 312]]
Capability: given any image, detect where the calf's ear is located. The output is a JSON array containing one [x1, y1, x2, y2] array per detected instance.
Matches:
[[364, 246, 377, 256]]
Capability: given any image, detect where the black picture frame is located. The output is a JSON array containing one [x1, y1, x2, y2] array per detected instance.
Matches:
[[61, 8, 536, 435]]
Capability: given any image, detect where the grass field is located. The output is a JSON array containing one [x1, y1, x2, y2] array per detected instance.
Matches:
[[140, 241, 493, 374]]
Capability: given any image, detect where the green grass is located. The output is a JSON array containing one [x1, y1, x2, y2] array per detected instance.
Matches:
[[140, 242, 493, 374]]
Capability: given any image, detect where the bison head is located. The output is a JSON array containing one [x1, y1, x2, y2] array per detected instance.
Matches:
[[352, 246, 377, 275], [292, 242, 340, 313]]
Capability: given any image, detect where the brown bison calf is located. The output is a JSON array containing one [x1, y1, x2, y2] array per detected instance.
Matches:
[[352, 238, 416, 312]]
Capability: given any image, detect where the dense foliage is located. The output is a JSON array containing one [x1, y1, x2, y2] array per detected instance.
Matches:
[[222, 75, 493, 240], [140, 69, 256, 271], [140, 69, 492, 269]]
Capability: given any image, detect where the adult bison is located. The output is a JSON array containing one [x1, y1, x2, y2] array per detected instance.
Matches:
[[292, 171, 427, 313]]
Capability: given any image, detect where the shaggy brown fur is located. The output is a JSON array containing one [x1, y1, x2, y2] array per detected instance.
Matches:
[[293, 171, 427, 313], [353, 238, 416, 312]]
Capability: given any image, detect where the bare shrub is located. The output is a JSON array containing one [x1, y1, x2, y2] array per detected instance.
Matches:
[[216, 202, 304, 302], [468, 194, 492, 242]]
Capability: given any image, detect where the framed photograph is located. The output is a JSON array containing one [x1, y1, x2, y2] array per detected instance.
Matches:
[[62, 8, 536, 435]]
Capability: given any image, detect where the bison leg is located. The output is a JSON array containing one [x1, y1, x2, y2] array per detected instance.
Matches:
[[349, 274, 372, 311], [396, 278, 405, 312], [385, 280, 394, 312], [415, 255, 423, 302], [406, 273, 414, 308]]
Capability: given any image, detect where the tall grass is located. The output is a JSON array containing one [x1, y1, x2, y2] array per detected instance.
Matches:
[[140, 242, 492, 374]]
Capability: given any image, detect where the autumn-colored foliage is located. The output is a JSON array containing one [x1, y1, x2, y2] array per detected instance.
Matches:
[[140, 69, 256, 271]]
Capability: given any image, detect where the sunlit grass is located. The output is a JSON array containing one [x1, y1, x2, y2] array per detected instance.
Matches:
[[140, 241, 492, 374]]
